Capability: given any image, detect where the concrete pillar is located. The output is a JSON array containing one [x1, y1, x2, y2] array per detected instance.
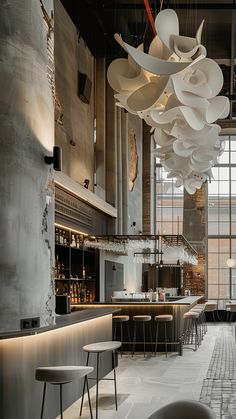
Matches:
[[0, 0, 54, 332]]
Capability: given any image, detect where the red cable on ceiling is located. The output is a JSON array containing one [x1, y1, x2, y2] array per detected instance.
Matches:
[[143, 0, 157, 36]]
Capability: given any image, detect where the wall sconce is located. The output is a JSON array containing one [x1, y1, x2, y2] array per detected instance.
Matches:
[[44, 146, 62, 171], [83, 179, 90, 189], [112, 264, 117, 271]]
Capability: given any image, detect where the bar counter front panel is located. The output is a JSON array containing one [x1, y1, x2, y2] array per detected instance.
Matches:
[[0, 309, 119, 419], [71, 297, 202, 353]]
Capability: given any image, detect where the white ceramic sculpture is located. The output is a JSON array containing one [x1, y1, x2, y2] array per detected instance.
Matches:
[[107, 8, 229, 194]]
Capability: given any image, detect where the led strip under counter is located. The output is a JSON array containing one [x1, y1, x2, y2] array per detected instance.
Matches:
[[0, 310, 119, 419]]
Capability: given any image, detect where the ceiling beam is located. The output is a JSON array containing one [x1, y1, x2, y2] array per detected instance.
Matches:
[[102, 3, 236, 10]]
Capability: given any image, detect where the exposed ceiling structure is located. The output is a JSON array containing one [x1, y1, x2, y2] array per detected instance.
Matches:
[[61, 1, 235, 58], [60, 0, 236, 121]]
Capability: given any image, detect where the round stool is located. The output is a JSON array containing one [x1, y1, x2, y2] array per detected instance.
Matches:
[[205, 301, 217, 322], [154, 314, 173, 358], [35, 365, 93, 419], [132, 315, 152, 357], [113, 315, 131, 355], [183, 311, 200, 351], [195, 304, 207, 334], [189, 307, 205, 341], [80, 341, 121, 419]]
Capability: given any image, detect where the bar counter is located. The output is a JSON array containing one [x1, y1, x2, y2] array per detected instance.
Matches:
[[71, 296, 203, 354], [0, 308, 120, 419]]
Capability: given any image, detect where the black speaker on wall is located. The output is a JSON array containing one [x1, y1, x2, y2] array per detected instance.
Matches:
[[78, 71, 92, 104]]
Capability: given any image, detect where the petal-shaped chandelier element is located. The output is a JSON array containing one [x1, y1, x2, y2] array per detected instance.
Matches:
[[107, 8, 230, 194]]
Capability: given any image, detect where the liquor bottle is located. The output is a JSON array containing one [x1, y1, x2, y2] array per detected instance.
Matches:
[[63, 230, 67, 245], [76, 234, 80, 248], [78, 283, 81, 303], [86, 289, 90, 302], [70, 284, 74, 303], [55, 228, 59, 244], [71, 234, 76, 247], [82, 266, 86, 279], [74, 282, 77, 303], [59, 230, 63, 245]]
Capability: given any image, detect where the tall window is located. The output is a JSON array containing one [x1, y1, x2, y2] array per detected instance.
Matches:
[[208, 136, 236, 299], [155, 164, 184, 235]]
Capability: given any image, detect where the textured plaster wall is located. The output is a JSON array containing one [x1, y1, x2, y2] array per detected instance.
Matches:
[[0, 0, 54, 332], [54, 0, 95, 190]]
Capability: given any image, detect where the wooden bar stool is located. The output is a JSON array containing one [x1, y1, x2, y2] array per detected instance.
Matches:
[[35, 365, 93, 419], [80, 341, 121, 419], [132, 315, 152, 357], [154, 314, 173, 358], [113, 315, 131, 355]]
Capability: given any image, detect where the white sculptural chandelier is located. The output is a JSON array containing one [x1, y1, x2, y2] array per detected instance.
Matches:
[[107, 8, 230, 194]]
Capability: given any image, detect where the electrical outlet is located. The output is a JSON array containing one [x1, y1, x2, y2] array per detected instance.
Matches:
[[32, 317, 40, 328], [21, 318, 32, 330], [20, 317, 40, 330]]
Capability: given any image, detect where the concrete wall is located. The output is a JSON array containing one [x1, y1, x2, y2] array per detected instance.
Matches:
[[0, 0, 55, 332], [54, 0, 95, 190]]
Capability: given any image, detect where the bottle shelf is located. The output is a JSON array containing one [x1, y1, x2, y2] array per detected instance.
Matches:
[[54, 226, 99, 303]]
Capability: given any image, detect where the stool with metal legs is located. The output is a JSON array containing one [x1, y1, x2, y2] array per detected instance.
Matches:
[[182, 311, 200, 351], [132, 315, 152, 357], [195, 304, 207, 334], [35, 365, 93, 419], [154, 314, 173, 358], [205, 301, 217, 322], [80, 341, 121, 419], [189, 307, 204, 342], [225, 303, 236, 323], [113, 315, 131, 355]]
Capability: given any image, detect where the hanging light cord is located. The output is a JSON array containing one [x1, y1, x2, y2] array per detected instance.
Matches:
[[143, 0, 157, 36]]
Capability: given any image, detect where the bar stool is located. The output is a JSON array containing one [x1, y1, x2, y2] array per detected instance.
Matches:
[[225, 302, 236, 323], [35, 365, 93, 419], [113, 315, 131, 355], [154, 314, 173, 358], [182, 311, 200, 351], [189, 307, 204, 342], [132, 315, 152, 357], [146, 399, 216, 419], [80, 341, 121, 419], [205, 301, 217, 322], [195, 303, 207, 334]]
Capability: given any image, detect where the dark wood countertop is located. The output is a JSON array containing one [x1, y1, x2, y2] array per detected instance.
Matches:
[[0, 308, 120, 340]]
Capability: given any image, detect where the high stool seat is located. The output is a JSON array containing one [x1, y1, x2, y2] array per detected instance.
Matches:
[[225, 303, 236, 323], [154, 315, 173, 357], [113, 315, 131, 355], [147, 399, 216, 419], [35, 366, 93, 419], [132, 315, 152, 357], [155, 314, 173, 322], [133, 315, 151, 321], [80, 341, 121, 419], [205, 301, 217, 322], [189, 308, 205, 340], [183, 311, 200, 351]]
